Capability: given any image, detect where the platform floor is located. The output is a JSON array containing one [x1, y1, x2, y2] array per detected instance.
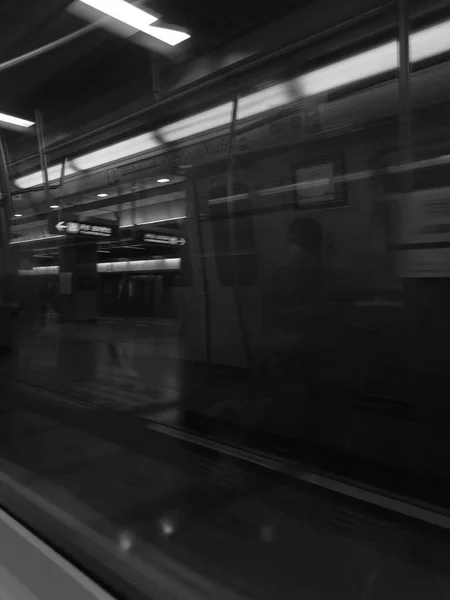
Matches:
[[2, 316, 450, 598], [2, 377, 450, 600], [2, 315, 183, 424]]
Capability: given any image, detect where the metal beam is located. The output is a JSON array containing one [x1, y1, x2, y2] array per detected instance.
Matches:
[[398, 0, 412, 172]]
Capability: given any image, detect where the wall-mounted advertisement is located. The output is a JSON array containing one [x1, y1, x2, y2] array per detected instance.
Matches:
[[293, 157, 347, 210]]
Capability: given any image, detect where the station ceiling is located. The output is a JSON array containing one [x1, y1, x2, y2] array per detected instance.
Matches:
[[0, 0, 306, 138]]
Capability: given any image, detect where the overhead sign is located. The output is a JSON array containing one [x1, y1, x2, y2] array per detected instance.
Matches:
[[138, 231, 186, 246], [54, 220, 118, 240]]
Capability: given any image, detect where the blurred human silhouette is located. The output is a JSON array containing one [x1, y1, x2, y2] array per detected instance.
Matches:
[[266, 217, 323, 334], [252, 218, 325, 451]]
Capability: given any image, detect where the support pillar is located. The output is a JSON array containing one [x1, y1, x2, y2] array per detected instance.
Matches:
[[59, 239, 98, 322]]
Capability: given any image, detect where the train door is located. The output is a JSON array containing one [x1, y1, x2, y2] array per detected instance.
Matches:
[[180, 159, 261, 375]]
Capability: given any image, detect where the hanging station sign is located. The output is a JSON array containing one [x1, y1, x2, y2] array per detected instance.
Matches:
[[138, 231, 186, 246], [53, 220, 119, 240]]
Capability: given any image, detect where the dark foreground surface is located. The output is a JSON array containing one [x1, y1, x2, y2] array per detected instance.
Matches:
[[1, 316, 450, 598]]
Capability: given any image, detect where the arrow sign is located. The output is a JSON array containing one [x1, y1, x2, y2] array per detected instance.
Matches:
[[140, 232, 186, 246], [56, 221, 67, 232]]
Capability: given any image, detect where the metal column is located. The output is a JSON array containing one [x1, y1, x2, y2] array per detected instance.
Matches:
[[0, 136, 13, 303], [398, 0, 412, 176], [226, 93, 251, 367], [35, 110, 51, 212]]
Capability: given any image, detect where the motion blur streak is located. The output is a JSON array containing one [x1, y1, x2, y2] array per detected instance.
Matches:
[[13, 18, 450, 189], [18, 258, 181, 276], [78, 0, 159, 30], [0, 112, 34, 128]]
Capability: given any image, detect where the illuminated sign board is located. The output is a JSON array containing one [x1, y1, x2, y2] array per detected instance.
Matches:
[[18, 258, 181, 276], [138, 231, 186, 246], [53, 220, 118, 240]]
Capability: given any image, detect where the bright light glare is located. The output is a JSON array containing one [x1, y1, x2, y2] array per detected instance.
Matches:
[[159, 103, 232, 142], [299, 19, 450, 95], [157, 178, 170, 183], [411, 20, 450, 62], [50, 205, 60, 209], [14, 213, 23, 217], [13, 18, 450, 191], [18, 258, 180, 275], [15, 162, 78, 189], [160, 517, 175, 536], [79, 0, 189, 45], [79, 0, 158, 30], [0, 112, 34, 128], [299, 41, 398, 96], [237, 83, 291, 120], [73, 132, 159, 170], [97, 193, 109, 197], [145, 25, 190, 46]]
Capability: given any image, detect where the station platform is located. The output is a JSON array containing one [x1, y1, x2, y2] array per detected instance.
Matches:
[[2, 373, 450, 600], [2, 315, 450, 598], [2, 315, 182, 425], [4, 313, 450, 513]]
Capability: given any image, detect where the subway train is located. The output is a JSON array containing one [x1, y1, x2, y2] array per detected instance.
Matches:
[[13, 12, 450, 480], [174, 45, 450, 479]]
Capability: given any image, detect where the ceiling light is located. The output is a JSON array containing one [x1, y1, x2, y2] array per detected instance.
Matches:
[[144, 25, 190, 46], [78, 0, 189, 46], [157, 178, 170, 183], [14, 162, 77, 190], [97, 193, 109, 198], [14, 18, 450, 192], [299, 41, 398, 96], [79, 0, 158, 30], [50, 204, 59, 209], [159, 103, 232, 142], [0, 112, 34, 128], [14, 213, 23, 217], [73, 132, 159, 171]]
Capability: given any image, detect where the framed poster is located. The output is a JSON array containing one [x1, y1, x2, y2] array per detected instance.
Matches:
[[292, 156, 347, 210]]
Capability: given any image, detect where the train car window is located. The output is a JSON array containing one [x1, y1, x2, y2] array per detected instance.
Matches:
[[209, 182, 258, 286], [413, 159, 450, 191]]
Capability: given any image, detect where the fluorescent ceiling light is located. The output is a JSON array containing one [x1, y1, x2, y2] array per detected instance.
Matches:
[[299, 40, 398, 96], [410, 20, 450, 62], [14, 213, 23, 217], [15, 162, 77, 189], [19, 258, 180, 275], [159, 103, 232, 142], [144, 25, 190, 46], [237, 83, 291, 120], [299, 19, 450, 96], [50, 204, 60, 209], [157, 178, 170, 183], [13, 18, 450, 191], [73, 132, 159, 171], [79, 0, 158, 30], [159, 84, 290, 144], [78, 0, 189, 46], [0, 112, 34, 128], [98, 258, 180, 273], [97, 193, 109, 197]]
